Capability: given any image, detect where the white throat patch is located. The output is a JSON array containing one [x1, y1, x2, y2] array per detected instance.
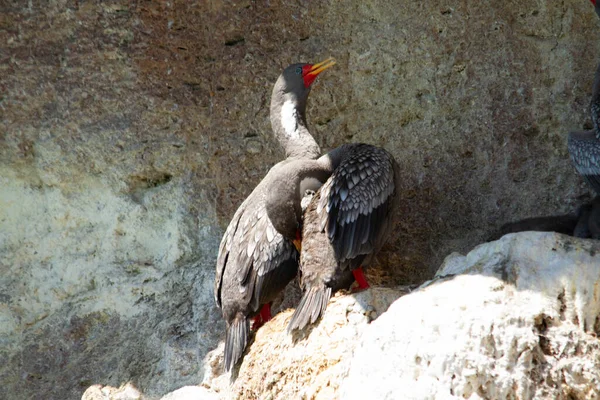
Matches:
[[281, 100, 299, 139]]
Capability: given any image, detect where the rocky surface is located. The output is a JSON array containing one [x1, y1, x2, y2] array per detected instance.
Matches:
[[82, 383, 219, 400], [193, 232, 600, 400], [80, 231, 600, 399], [341, 232, 600, 400], [2, 0, 600, 399], [211, 287, 409, 400]]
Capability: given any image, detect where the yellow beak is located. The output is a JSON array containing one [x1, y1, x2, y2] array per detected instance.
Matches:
[[306, 57, 336, 77]]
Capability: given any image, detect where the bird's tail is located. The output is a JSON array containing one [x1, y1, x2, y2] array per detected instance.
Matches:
[[488, 214, 579, 241], [287, 285, 332, 333], [224, 313, 249, 372]]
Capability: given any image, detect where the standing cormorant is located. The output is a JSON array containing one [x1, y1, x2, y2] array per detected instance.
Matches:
[[214, 58, 336, 372]]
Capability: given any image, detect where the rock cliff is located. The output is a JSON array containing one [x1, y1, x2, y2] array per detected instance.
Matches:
[[198, 232, 600, 400], [2, 1, 600, 399]]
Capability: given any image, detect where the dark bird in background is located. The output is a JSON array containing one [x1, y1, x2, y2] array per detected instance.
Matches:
[[266, 142, 400, 333], [492, 200, 599, 240], [568, 2, 600, 195], [491, 0, 600, 240], [214, 58, 336, 372]]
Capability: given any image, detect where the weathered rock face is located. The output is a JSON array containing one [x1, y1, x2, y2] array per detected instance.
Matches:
[[2, 0, 600, 399], [198, 232, 600, 400], [78, 286, 408, 400], [213, 287, 409, 400], [82, 383, 219, 400], [341, 232, 600, 400], [0, 167, 224, 398]]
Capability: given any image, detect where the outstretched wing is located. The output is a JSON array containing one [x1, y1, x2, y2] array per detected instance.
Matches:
[[568, 131, 600, 195], [316, 144, 398, 265], [215, 187, 298, 312]]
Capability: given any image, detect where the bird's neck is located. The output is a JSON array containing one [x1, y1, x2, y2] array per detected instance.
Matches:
[[271, 98, 321, 160], [592, 61, 600, 140], [265, 156, 337, 240]]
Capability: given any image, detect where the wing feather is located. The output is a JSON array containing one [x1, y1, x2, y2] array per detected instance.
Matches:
[[316, 144, 398, 266], [215, 180, 298, 313], [568, 131, 600, 195]]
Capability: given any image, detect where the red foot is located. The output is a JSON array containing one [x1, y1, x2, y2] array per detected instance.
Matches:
[[260, 302, 272, 322], [251, 303, 272, 331], [352, 267, 370, 291]]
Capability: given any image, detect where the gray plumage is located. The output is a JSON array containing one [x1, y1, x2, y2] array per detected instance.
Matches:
[[593, 0, 600, 19], [568, 127, 600, 195], [214, 60, 335, 372], [489, 196, 600, 240], [578, 196, 600, 238], [214, 164, 299, 372], [492, 214, 580, 240], [265, 144, 400, 333], [270, 63, 325, 160], [316, 145, 398, 264]]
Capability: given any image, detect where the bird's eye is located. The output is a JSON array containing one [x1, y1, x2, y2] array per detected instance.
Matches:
[[295, 66, 302, 75]]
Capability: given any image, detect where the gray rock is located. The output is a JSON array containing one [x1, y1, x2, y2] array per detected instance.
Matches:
[[198, 232, 600, 399], [0, 168, 224, 399]]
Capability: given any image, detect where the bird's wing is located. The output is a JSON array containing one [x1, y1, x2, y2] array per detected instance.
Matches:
[[214, 196, 247, 309], [215, 190, 297, 311], [234, 198, 298, 305], [316, 144, 397, 264], [568, 131, 600, 195]]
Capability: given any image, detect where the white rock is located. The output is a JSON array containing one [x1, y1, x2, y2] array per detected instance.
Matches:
[[160, 386, 220, 400], [203, 287, 409, 400], [341, 232, 600, 400], [82, 383, 142, 400], [1, 164, 223, 398]]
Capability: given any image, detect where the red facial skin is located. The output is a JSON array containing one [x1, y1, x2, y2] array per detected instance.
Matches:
[[302, 64, 318, 88], [592, 0, 597, 7]]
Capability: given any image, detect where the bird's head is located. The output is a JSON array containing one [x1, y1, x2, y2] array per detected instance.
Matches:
[[265, 159, 326, 244], [274, 58, 336, 104]]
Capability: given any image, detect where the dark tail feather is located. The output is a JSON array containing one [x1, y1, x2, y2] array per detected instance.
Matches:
[[287, 286, 332, 333], [224, 314, 248, 372], [488, 214, 579, 241]]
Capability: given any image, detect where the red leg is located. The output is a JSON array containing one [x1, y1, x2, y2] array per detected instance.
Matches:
[[260, 302, 272, 323], [352, 267, 370, 291], [250, 315, 262, 331], [251, 303, 272, 331]]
